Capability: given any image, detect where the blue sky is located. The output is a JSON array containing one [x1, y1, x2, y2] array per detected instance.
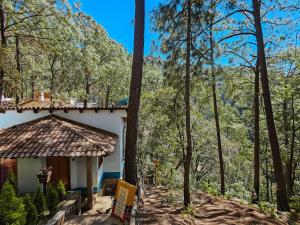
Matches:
[[77, 0, 163, 55]]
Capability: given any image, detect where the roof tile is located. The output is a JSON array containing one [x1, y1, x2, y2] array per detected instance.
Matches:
[[0, 115, 118, 158]]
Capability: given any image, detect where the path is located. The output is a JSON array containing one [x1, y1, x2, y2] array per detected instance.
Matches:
[[64, 196, 113, 225], [137, 188, 294, 225]]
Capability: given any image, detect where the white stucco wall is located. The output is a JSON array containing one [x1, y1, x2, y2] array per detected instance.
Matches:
[[17, 158, 45, 193], [0, 110, 49, 128]]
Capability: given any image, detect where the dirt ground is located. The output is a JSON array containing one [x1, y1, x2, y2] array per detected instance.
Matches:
[[137, 188, 299, 225], [64, 196, 113, 225]]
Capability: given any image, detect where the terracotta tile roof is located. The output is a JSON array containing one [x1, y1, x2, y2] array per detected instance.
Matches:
[[0, 106, 127, 113], [0, 115, 118, 158]]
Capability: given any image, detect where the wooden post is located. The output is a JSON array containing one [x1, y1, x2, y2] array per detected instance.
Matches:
[[86, 156, 94, 210]]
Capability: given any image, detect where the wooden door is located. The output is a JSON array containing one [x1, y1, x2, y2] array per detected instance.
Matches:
[[0, 159, 17, 188], [46, 157, 70, 190]]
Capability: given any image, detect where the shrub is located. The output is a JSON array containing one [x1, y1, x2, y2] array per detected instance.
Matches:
[[56, 180, 66, 202], [46, 184, 59, 214], [23, 194, 38, 225], [258, 201, 277, 218], [225, 182, 251, 202], [33, 186, 47, 215], [290, 196, 300, 212], [201, 181, 219, 196], [7, 170, 17, 193], [0, 182, 27, 225]]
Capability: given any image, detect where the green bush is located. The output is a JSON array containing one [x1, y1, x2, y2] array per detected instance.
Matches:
[[290, 196, 300, 212], [0, 182, 27, 225], [225, 182, 251, 202], [7, 170, 17, 193], [201, 181, 219, 196], [33, 186, 46, 215], [23, 194, 38, 225], [56, 180, 66, 202], [46, 184, 59, 214], [258, 201, 277, 218]]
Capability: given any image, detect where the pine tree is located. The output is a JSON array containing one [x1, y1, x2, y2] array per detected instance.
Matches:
[[0, 182, 26, 225], [23, 194, 38, 225], [46, 184, 59, 214], [56, 179, 66, 202], [33, 186, 46, 216]]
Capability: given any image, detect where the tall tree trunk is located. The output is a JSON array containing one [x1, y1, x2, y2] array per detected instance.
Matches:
[[252, 0, 290, 211], [125, 0, 145, 185], [31, 75, 35, 100], [15, 35, 21, 105], [84, 74, 89, 108], [105, 85, 111, 107], [183, 0, 192, 207], [253, 58, 260, 203], [0, 4, 7, 105], [209, 16, 225, 195], [50, 57, 57, 107], [287, 93, 295, 196]]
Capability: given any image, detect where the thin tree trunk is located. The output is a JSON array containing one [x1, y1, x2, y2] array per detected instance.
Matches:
[[31, 75, 35, 100], [50, 57, 57, 107], [253, 58, 260, 203], [209, 16, 225, 195], [252, 0, 290, 211], [0, 4, 7, 104], [183, 0, 192, 207], [105, 85, 111, 107], [287, 93, 295, 196], [15, 35, 21, 105], [84, 73, 89, 108], [125, 0, 145, 185]]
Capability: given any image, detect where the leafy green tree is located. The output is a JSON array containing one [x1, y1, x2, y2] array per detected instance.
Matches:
[[0, 182, 26, 225]]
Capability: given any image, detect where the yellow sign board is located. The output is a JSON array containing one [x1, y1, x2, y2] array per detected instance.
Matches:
[[111, 180, 136, 223]]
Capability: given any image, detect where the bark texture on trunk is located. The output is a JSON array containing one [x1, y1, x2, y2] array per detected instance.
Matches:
[[209, 17, 225, 196], [183, 0, 192, 207], [253, 59, 260, 203], [0, 4, 7, 104], [252, 0, 290, 211], [15, 35, 21, 105], [125, 0, 145, 185]]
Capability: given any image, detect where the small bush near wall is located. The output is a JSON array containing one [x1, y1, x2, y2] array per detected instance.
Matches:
[[0, 182, 27, 225], [56, 180, 66, 202], [23, 194, 38, 225], [33, 187, 47, 216], [46, 185, 59, 214], [7, 170, 17, 193]]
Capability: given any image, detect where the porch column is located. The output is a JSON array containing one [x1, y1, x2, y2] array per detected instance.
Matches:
[[86, 156, 94, 210]]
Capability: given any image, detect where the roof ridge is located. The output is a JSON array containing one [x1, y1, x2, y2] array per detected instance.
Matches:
[[0, 114, 118, 158], [50, 114, 118, 137], [50, 115, 99, 145]]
